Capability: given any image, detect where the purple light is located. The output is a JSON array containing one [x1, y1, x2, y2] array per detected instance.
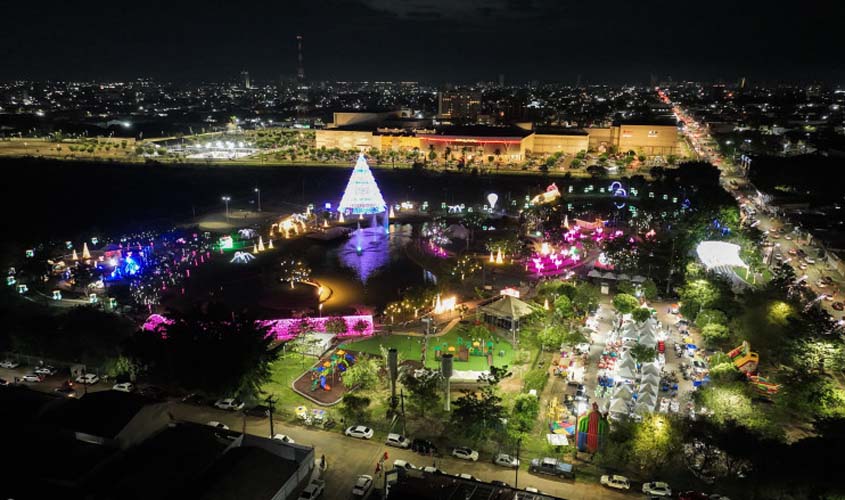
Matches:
[[142, 313, 375, 341]]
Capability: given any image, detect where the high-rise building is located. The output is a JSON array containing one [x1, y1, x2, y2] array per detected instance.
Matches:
[[437, 91, 482, 122], [240, 70, 251, 89], [296, 35, 305, 82]]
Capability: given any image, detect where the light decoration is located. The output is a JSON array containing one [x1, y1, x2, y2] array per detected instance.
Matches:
[[219, 236, 234, 250], [230, 251, 255, 264], [487, 193, 499, 210], [337, 154, 387, 215], [530, 183, 561, 205], [52, 290, 62, 300], [389, 205, 395, 218], [496, 248, 504, 264], [500, 287, 520, 298], [238, 228, 257, 239], [268, 239, 274, 249], [609, 181, 628, 209], [490, 250, 495, 263], [696, 241, 748, 271], [434, 294, 457, 314], [257, 236, 265, 252], [142, 314, 375, 342], [82, 243, 91, 259], [72, 249, 79, 261]]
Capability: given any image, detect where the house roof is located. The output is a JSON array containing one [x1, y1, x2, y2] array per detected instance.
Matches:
[[196, 446, 300, 500], [40, 391, 158, 439], [480, 295, 536, 320]]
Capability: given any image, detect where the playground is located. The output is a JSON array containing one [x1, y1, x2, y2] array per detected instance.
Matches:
[[424, 326, 515, 372], [291, 348, 361, 405]]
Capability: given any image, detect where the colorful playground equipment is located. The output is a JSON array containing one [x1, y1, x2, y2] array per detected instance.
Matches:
[[576, 403, 609, 453], [432, 335, 500, 364], [309, 349, 357, 392], [727, 341, 780, 395], [548, 398, 576, 436], [728, 341, 759, 374]]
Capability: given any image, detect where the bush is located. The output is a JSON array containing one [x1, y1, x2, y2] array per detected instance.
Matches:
[[523, 368, 549, 393], [632, 308, 652, 323], [613, 293, 640, 314], [701, 323, 730, 347], [696, 309, 727, 328]]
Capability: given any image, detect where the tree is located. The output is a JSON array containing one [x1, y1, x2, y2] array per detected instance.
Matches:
[[571, 282, 600, 315], [613, 293, 640, 314], [631, 415, 681, 475], [701, 323, 730, 347], [324, 317, 348, 335], [696, 309, 727, 327], [510, 393, 540, 434], [586, 165, 608, 178], [452, 255, 481, 281], [631, 307, 652, 323], [400, 367, 443, 418], [340, 393, 371, 422], [451, 366, 511, 439], [279, 259, 310, 288], [553, 295, 575, 321], [629, 344, 657, 364], [641, 279, 659, 301], [128, 304, 278, 399], [537, 324, 567, 351], [342, 358, 380, 390]]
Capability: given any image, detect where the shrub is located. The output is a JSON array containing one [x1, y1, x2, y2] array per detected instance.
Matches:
[[523, 368, 549, 393]]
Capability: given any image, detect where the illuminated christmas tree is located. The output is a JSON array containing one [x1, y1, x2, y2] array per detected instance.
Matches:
[[338, 154, 386, 215]]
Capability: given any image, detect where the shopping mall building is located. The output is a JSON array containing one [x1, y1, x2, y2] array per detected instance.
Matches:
[[315, 112, 681, 161]]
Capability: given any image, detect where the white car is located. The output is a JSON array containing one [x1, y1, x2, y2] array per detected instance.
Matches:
[[351, 475, 373, 497], [385, 433, 410, 448], [297, 479, 325, 500], [393, 459, 416, 470], [600, 474, 630, 490], [272, 434, 295, 444], [344, 425, 374, 439], [0, 360, 20, 369], [20, 374, 43, 383], [214, 398, 245, 411], [75, 373, 99, 384], [206, 421, 229, 430], [493, 453, 520, 468], [451, 447, 479, 461], [112, 382, 134, 392], [34, 366, 57, 376], [422, 466, 446, 475], [642, 481, 672, 497]]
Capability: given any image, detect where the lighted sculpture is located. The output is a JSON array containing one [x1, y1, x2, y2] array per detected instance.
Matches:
[[338, 154, 387, 215], [496, 248, 504, 264], [489, 250, 495, 263], [72, 249, 79, 261], [253, 243, 258, 253], [258, 236, 265, 252], [268, 239, 274, 249], [230, 251, 255, 264], [389, 205, 395, 218], [82, 243, 91, 259], [338, 212, 345, 223]]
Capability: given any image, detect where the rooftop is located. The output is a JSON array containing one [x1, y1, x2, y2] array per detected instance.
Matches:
[[196, 446, 300, 500], [39, 390, 160, 439]]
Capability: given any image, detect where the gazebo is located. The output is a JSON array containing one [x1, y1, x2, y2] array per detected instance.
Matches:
[[479, 295, 537, 340]]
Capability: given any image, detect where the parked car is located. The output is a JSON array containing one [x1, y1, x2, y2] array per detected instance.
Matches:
[[113, 382, 134, 392], [411, 438, 439, 455], [679, 492, 710, 500], [451, 447, 479, 461], [245, 404, 271, 418], [0, 360, 20, 369], [0, 378, 10, 386], [182, 393, 207, 405], [351, 475, 373, 497], [138, 385, 169, 400], [490, 480, 510, 488], [529, 458, 575, 479], [214, 398, 245, 411], [386, 433, 410, 448], [422, 466, 445, 475], [393, 459, 416, 471], [643, 481, 672, 497], [34, 366, 57, 376], [600, 474, 631, 490], [344, 425, 374, 440], [493, 453, 519, 468], [206, 421, 229, 430], [54, 386, 77, 398], [456, 473, 478, 481], [75, 373, 99, 385], [297, 479, 325, 500], [272, 434, 295, 444], [20, 374, 43, 383]]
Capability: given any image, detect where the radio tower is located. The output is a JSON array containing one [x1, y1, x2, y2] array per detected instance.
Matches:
[[296, 35, 305, 82]]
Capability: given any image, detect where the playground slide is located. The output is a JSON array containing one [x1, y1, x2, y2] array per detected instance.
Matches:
[[732, 352, 759, 373], [748, 375, 780, 395]]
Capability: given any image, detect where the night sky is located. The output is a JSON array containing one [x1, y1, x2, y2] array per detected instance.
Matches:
[[1, 0, 841, 83]]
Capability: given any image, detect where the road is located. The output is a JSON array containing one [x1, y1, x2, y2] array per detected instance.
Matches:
[[1, 366, 638, 500], [667, 94, 845, 323]]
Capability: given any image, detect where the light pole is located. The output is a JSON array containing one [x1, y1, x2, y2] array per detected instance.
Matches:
[[254, 187, 261, 212], [221, 196, 231, 221]]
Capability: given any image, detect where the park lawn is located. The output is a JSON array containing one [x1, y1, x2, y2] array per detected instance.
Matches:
[[261, 352, 314, 409], [424, 329, 515, 372], [339, 334, 425, 363]]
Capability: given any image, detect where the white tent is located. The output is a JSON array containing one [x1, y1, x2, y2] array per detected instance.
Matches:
[[618, 355, 636, 371], [637, 391, 657, 408], [601, 271, 617, 280], [609, 398, 630, 414], [632, 275, 646, 283], [696, 241, 748, 271], [641, 373, 661, 387], [641, 362, 661, 377], [617, 365, 637, 380], [301, 332, 337, 356], [639, 331, 658, 347], [617, 273, 631, 281], [639, 383, 660, 399], [612, 384, 634, 400], [587, 269, 603, 279], [634, 402, 653, 416]]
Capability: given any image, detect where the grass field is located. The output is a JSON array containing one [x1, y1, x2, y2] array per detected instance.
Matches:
[[424, 329, 515, 372], [339, 334, 424, 362], [261, 351, 314, 409]]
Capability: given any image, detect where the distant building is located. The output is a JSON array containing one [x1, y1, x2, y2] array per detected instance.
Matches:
[[315, 112, 680, 159], [241, 70, 251, 89], [437, 91, 482, 122]]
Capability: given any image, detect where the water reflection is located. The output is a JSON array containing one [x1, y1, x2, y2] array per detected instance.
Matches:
[[338, 222, 412, 283]]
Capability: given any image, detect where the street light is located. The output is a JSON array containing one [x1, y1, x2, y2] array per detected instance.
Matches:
[[254, 187, 261, 212], [221, 196, 231, 221]]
